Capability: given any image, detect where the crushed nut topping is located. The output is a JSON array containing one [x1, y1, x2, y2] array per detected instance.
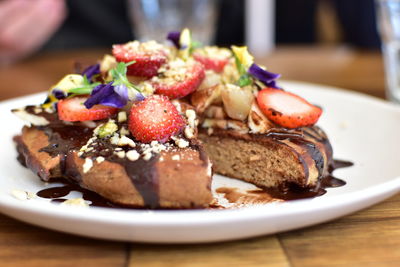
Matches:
[[11, 190, 35, 201], [60, 198, 89, 207], [118, 111, 127, 123], [126, 150, 140, 161], [83, 158, 93, 173]]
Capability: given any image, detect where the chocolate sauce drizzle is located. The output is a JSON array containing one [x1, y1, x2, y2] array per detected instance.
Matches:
[[23, 106, 201, 209], [19, 106, 353, 209]]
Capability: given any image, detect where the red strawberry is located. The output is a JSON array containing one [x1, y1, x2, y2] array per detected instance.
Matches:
[[193, 53, 229, 73], [112, 42, 167, 78], [257, 88, 322, 129], [58, 97, 118, 122], [152, 61, 205, 99], [128, 95, 185, 143]]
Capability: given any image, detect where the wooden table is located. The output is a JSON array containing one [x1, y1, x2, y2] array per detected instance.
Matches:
[[1, 46, 399, 266]]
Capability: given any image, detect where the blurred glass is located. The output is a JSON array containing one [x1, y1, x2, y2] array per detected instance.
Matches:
[[376, 0, 400, 103], [128, 0, 217, 45]]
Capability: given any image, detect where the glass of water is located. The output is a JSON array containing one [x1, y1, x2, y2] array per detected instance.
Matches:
[[128, 0, 218, 45], [376, 0, 400, 103]]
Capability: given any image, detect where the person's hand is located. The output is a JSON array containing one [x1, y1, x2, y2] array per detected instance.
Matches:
[[0, 0, 67, 65]]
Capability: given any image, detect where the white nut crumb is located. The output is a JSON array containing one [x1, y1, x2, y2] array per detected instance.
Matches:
[[118, 135, 136, 147], [115, 151, 126, 158], [150, 140, 159, 146], [120, 126, 130, 136], [27, 192, 36, 199], [142, 152, 152, 161], [184, 126, 194, 139], [77, 151, 83, 157], [126, 150, 140, 161], [96, 157, 105, 163], [118, 111, 127, 122], [110, 133, 120, 145], [11, 190, 29, 201], [174, 138, 189, 148], [159, 157, 164, 162], [186, 109, 197, 128], [172, 155, 180, 161], [60, 198, 89, 207], [83, 158, 93, 173], [207, 128, 214, 135]]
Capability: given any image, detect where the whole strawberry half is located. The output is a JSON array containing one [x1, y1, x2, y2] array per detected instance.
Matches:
[[112, 43, 167, 78], [58, 96, 118, 122], [152, 61, 205, 99], [128, 95, 185, 143], [193, 53, 229, 73], [257, 88, 322, 129]]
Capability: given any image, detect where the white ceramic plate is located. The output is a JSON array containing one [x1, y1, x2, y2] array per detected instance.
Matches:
[[1, 81, 400, 244]]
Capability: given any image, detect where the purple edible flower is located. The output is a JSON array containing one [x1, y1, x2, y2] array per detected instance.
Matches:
[[248, 63, 281, 89], [82, 64, 100, 82], [167, 31, 181, 48], [52, 89, 66, 100], [84, 82, 128, 109]]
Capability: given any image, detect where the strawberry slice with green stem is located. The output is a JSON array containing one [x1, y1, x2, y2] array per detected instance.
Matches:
[[128, 95, 185, 143], [152, 60, 205, 99], [58, 96, 118, 122], [112, 41, 167, 78], [257, 88, 322, 129]]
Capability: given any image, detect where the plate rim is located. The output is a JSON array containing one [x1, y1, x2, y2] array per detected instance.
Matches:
[[1, 80, 400, 240]]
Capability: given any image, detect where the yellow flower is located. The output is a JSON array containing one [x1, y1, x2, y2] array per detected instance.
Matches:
[[42, 74, 85, 108], [231, 46, 254, 68]]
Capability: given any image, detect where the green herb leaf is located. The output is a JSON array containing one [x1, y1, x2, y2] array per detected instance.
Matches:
[[238, 74, 252, 87], [67, 75, 101, 95], [110, 61, 141, 92]]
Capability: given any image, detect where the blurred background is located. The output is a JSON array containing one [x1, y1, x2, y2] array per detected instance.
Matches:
[[0, 0, 385, 100]]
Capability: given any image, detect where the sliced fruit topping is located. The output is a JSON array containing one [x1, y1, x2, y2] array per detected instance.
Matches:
[[112, 41, 167, 78], [58, 96, 118, 122], [221, 84, 254, 121], [193, 46, 230, 73], [257, 88, 322, 129], [152, 59, 205, 99], [128, 95, 185, 143]]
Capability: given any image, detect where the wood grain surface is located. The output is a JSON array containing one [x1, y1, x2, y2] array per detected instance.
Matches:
[[1, 46, 399, 267]]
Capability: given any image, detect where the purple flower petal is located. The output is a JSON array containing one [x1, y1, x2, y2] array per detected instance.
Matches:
[[248, 63, 281, 88], [134, 92, 145, 102], [82, 64, 100, 82], [115, 84, 145, 102], [114, 84, 129, 99], [84, 82, 127, 109], [167, 31, 181, 48], [52, 89, 66, 100]]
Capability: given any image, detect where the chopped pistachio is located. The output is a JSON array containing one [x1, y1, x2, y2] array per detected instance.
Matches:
[[96, 120, 118, 138]]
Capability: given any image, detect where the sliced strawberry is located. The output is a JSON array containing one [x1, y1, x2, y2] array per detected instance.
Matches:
[[128, 95, 185, 143], [257, 88, 322, 129], [152, 60, 205, 99], [193, 53, 229, 73], [112, 41, 167, 78], [58, 96, 118, 122]]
